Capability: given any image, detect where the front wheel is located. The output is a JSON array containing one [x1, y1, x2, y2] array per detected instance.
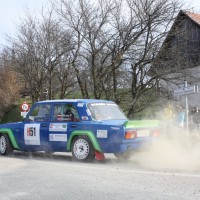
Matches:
[[71, 136, 95, 162], [114, 151, 133, 160], [0, 134, 13, 155]]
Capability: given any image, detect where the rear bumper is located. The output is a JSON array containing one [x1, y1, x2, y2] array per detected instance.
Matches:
[[101, 137, 157, 153]]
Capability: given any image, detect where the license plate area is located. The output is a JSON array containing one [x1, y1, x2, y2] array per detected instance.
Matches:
[[137, 130, 149, 137]]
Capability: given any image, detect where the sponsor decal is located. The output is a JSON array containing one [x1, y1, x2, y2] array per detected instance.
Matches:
[[49, 123, 67, 132], [97, 130, 108, 138], [24, 124, 40, 145], [56, 115, 71, 121], [81, 116, 89, 120], [49, 134, 67, 142], [77, 103, 84, 107], [90, 103, 116, 106]]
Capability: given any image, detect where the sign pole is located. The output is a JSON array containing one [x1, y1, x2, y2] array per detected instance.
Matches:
[[184, 80, 189, 133], [174, 81, 199, 136]]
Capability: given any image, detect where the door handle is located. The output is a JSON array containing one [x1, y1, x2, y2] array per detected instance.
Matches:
[[41, 124, 47, 127], [71, 124, 77, 128]]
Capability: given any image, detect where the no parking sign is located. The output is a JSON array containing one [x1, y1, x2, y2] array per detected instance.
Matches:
[[21, 102, 30, 118], [21, 102, 30, 112]]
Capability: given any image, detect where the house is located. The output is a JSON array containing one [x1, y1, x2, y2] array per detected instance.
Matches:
[[155, 10, 200, 71], [152, 10, 200, 108]]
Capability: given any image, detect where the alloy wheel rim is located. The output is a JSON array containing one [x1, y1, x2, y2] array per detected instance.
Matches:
[[73, 139, 89, 159], [0, 136, 6, 154]]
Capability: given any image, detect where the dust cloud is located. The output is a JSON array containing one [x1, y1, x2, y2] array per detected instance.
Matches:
[[133, 119, 200, 170]]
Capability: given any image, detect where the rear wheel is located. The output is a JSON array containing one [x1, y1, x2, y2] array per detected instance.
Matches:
[[0, 134, 13, 155], [71, 136, 95, 162], [114, 151, 133, 160]]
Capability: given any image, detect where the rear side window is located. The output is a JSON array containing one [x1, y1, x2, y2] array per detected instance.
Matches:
[[52, 103, 79, 122]]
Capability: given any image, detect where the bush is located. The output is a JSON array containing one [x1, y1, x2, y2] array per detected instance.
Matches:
[[1, 105, 23, 123]]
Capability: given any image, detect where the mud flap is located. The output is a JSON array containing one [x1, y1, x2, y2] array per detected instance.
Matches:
[[95, 150, 105, 161]]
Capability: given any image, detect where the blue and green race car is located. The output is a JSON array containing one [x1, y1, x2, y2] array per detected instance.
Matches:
[[0, 99, 159, 161]]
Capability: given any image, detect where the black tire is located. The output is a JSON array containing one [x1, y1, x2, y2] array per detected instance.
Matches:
[[0, 134, 13, 155], [71, 136, 95, 162], [114, 151, 133, 160]]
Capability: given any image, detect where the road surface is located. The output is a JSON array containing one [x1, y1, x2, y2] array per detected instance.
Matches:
[[1, 147, 200, 200]]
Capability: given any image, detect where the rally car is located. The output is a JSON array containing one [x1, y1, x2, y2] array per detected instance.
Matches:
[[0, 99, 159, 161]]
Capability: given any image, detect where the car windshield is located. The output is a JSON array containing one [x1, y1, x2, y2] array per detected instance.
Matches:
[[87, 102, 127, 120]]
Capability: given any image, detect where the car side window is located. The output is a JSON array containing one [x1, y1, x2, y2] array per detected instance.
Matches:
[[53, 104, 79, 122], [28, 104, 51, 122]]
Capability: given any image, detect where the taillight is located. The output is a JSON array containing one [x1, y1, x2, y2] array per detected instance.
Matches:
[[151, 129, 160, 137], [125, 130, 137, 139]]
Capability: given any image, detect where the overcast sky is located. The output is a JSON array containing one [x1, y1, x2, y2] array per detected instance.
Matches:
[[0, 0, 49, 46], [0, 0, 200, 47]]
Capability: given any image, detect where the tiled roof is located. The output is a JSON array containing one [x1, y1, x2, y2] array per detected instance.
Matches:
[[184, 11, 200, 26]]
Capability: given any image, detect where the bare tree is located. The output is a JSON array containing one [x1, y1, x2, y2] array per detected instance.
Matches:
[[119, 0, 182, 117], [2, 0, 184, 118], [0, 50, 20, 117], [7, 7, 77, 102], [56, 0, 182, 117], [56, 0, 122, 99]]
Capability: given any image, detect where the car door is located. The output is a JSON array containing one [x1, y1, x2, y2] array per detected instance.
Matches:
[[22, 103, 51, 151], [49, 103, 80, 152]]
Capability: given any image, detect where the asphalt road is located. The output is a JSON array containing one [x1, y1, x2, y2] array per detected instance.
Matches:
[[1, 147, 200, 200]]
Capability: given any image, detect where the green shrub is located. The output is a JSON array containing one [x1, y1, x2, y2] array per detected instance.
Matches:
[[1, 105, 23, 123]]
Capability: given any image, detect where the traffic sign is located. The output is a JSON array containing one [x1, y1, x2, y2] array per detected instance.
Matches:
[[21, 111, 28, 118], [173, 85, 196, 96], [21, 102, 30, 112]]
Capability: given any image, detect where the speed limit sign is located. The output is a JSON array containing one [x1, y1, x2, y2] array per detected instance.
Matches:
[[21, 102, 30, 112]]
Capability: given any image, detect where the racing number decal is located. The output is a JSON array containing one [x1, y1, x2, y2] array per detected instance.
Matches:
[[24, 124, 40, 145], [27, 127, 36, 136]]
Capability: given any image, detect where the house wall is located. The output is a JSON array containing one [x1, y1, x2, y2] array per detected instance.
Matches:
[[168, 14, 200, 69]]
